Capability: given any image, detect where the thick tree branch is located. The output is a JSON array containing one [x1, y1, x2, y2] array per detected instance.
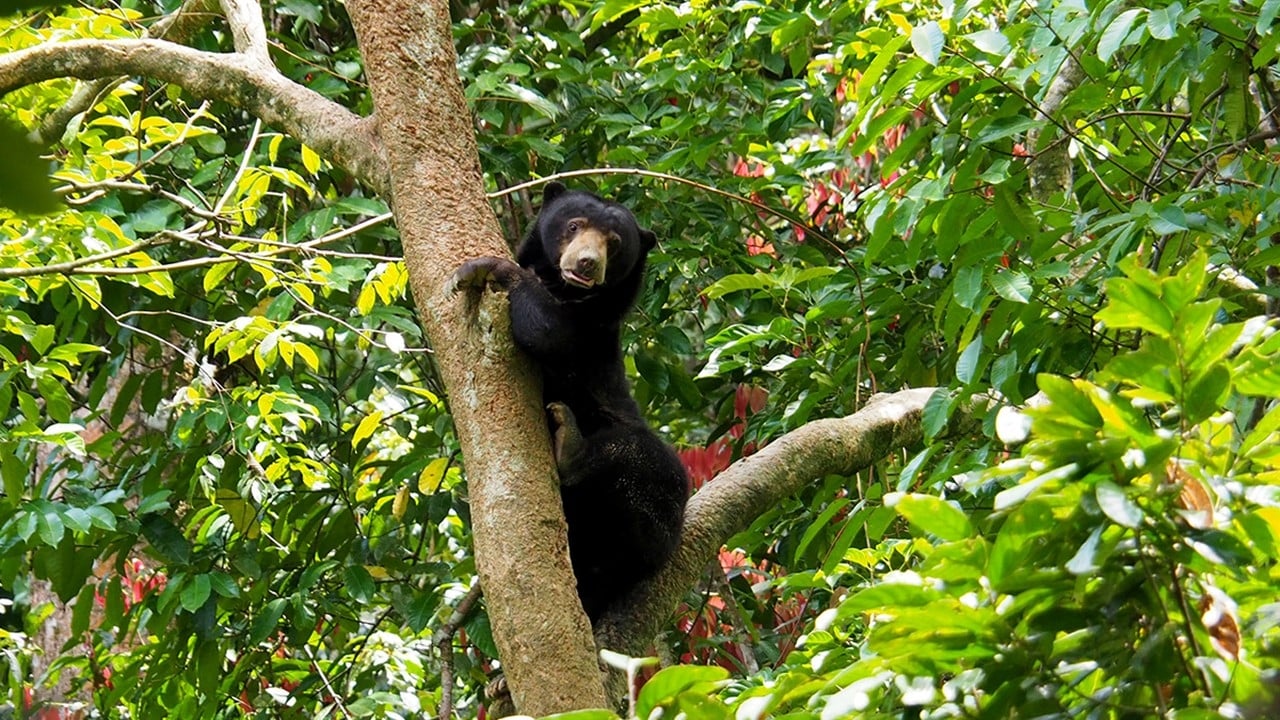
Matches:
[[1, 38, 387, 193], [345, 0, 610, 714], [595, 388, 980, 667], [1027, 53, 1085, 204], [33, 0, 220, 144]]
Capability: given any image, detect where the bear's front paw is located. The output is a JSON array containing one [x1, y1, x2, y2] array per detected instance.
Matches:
[[448, 256, 520, 293]]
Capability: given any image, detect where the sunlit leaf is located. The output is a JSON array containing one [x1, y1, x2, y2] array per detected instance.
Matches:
[[1099, 9, 1145, 63], [1096, 481, 1143, 528], [911, 21, 944, 66], [887, 493, 974, 540]]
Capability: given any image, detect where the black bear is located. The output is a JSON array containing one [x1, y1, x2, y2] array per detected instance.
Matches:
[[451, 182, 689, 623]]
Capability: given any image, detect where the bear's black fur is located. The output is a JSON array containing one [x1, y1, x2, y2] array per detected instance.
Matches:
[[452, 182, 689, 623]]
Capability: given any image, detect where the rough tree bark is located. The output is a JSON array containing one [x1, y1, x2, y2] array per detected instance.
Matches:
[[1026, 52, 1084, 205], [342, 0, 611, 714]]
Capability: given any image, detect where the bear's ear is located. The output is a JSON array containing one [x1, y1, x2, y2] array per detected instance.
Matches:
[[542, 181, 567, 204], [639, 228, 657, 251]]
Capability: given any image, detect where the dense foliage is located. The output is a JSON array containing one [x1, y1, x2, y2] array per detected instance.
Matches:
[[1, 0, 1278, 717]]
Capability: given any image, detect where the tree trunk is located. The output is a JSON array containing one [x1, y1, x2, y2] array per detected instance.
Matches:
[[343, 0, 609, 713]]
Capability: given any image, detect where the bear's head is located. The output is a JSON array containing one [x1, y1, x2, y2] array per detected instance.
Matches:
[[519, 182, 656, 295]]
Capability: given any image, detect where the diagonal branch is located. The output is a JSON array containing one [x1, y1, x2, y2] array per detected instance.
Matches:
[[595, 388, 984, 674], [2, 38, 387, 193]]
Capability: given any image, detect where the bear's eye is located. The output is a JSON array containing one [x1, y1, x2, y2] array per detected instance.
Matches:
[[567, 220, 581, 233]]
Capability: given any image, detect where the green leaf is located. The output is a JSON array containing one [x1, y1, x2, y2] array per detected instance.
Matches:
[[1066, 525, 1106, 575], [990, 271, 1032, 303], [975, 116, 1040, 146], [1241, 403, 1280, 460], [248, 598, 288, 644], [794, 497, 851, 562], [136, 490, 172, 515], [1146, 3, 1181, 40], [71, 583, 96, 639], [494, 83, 560, 119], [36, 505, 65, 546], [1182, 364, 1230, 424], [854, 34, 910, 108], [965, 29, 1010, 55], [404, 590, 436, 633], [702, 273, 773, 299], [637, 665, 730, 718], [85, 505, 117, 531], [839, 583, 936, 617], [60, 507, 91, 533], [911, 21, 944, 66], [141, 514, 191, 563], [1152, 3, 1177, 40], [956, 334, 983, 384], [1099, 9, 1145, 63], [1096, 277, 1174, 336], [1235, 346, 1280, 396], [953, 265, 984, 310], [344, 564, 376, 604], [1036, 375, 1103, 428], [988, 500, 1055, 591], [887, 493, 975, 540], [181, 574, 212, 612], [1096, 481, 1143, 528], [1149, 204, 1189, 235], [1259, 0, 1280, 35], [103, 575, 125, 628], [463, 608, 498, 656], [46, 343, 106, 363], [921, 388, 953, 439], [209, 572, 240, 598], [31, 325, 55, 355], [203, 262, 235, 294]]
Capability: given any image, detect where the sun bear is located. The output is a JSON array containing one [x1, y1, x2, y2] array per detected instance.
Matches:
[[451, 182, 689, 623]]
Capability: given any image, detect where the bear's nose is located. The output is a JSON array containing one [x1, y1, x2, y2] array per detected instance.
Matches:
[[576, 256, 599, 276]]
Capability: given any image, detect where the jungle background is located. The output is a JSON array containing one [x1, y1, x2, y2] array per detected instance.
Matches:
[[1, 0, 1279, 717]]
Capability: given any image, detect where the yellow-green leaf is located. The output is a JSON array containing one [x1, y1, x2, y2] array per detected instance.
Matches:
[[357, 283, 376, 315], [203, 262, 235, 294], [419, 457, 449, 493], [295, 343, 320, 371], [301, 144, 321, 174], [352, 410, 383, 449]]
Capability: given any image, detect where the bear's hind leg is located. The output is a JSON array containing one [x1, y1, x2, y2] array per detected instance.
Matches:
[[547, 402, 590, 486]]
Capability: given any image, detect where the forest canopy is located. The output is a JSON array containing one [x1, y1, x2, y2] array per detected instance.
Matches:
[[1, 0, 1279, 717]]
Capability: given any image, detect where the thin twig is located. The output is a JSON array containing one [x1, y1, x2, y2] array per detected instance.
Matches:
[[490, 167, 842, 253], [433, 584, 484, 720], [302, 644, 353, 719], [59, 178, 224, 222], [10, 211, 393, 279], [0, 237, 165, 278], [214, 118, 263, 216]]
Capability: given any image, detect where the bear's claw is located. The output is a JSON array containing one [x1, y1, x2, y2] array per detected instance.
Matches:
[[449, 256, 518, 293]]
